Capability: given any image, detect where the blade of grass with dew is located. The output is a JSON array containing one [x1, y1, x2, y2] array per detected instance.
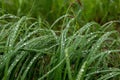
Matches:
[[38, 58, 65, 80], [2, 16, 27, 80], [65, 48, 73, 80], [98, 72, 120, 80], [21, 53, 41, 80]]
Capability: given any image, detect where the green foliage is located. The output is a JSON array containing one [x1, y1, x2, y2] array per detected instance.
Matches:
[[0, 0, 120, 80], [0, 0, 70, 24], [80, 0, 120, 24]]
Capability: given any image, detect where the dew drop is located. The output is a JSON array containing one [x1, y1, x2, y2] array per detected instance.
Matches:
[[110, 73, 113, 76], [11, 64, 14, 66], [34, 57, 37, 59], [88, 39, 90, 42], [65, 39, 67, 42], [97, 46, 99, 48], [27, 67, 30, 70], [81, 69, 84, 72], [20, 38, 23, 41], [90, 33, 93, 35], [62, 43, 65, 46], [9, 44, 12, 47], [10, 16, 13, 18], [23, 43, 27, 46], [30, 62, 32, 64], [16, 59, 19, 62], [107, 51, 111, 53]]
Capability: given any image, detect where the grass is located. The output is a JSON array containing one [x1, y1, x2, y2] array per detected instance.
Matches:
[[0, 0, 120, 80]]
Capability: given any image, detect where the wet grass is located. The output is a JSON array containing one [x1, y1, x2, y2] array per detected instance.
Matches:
[[0, 0, 120, 80]]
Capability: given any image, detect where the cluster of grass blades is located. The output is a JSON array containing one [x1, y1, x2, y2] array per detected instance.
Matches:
[[0, 0, 120, 80], [0, 13, 120, 80], [78, 0, 120, 25]]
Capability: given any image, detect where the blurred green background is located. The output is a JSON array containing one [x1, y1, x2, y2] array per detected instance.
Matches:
[[0, 0, 120, 25]]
